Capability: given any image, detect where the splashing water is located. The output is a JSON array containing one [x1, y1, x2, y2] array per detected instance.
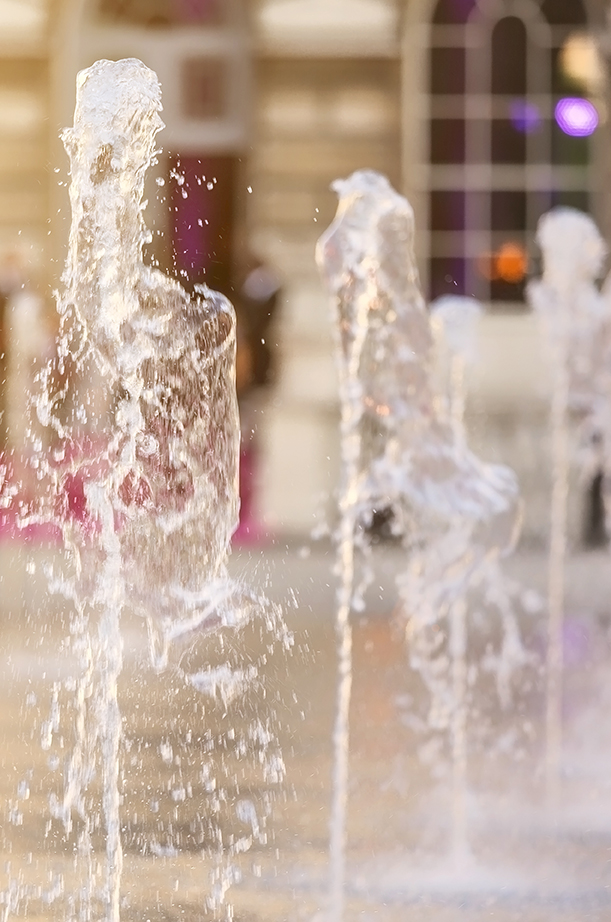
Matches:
[[13, 58, 285, 921], [528, 207, 607, 813], [401, 294, 525, 867], [317, 172, 524, 909], [316, 169, 448, 920]]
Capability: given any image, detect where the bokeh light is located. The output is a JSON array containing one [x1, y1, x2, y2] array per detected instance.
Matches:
[[555, 97, 598, 137], [496, 242, 528, 283], [477, 243, 529, 284], [560, 32, 604, 95], [509, 99, 542, 134]]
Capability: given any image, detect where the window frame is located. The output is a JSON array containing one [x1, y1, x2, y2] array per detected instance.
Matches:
[[426, 0, 594, 307]]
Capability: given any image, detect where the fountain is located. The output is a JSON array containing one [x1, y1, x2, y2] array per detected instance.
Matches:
[[317, 171, 524, 916], [527, 207, 608, 812], [400, 294, 526, 868], [3, 60, 611, 922], [1, 58, 286, 922]]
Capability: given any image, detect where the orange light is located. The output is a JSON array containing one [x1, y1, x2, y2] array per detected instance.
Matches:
[[477, 242, 529, 284], [496, 242, 529, 283]]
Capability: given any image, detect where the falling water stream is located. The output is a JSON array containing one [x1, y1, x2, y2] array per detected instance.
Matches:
[[10, 58, 287, 921]]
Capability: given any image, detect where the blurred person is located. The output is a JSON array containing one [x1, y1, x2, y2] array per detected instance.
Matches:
[[232, 255, 281, 543], [582, 430, 607, 548]]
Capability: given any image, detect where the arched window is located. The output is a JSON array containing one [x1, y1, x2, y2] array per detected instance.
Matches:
[[428, 0, 594, 306]]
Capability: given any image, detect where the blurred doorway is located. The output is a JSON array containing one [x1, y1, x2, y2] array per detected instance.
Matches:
[[65, 0, 251, 295], [170, 154, 237, 294]]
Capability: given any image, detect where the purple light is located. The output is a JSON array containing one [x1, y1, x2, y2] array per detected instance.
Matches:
[[509, 100, 541, 134], [555, 97, 598, 137]]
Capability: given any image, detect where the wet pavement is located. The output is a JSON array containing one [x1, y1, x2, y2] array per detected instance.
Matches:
[[1, 538, 611, 921]]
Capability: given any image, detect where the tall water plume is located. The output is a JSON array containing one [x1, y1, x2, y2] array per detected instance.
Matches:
[[317, 172, 524, 909], [7, 58, 285, 921], [528, 207, 607, 812]]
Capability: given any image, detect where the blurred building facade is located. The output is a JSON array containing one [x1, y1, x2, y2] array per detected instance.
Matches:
[[0, 0, 607, 538]]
